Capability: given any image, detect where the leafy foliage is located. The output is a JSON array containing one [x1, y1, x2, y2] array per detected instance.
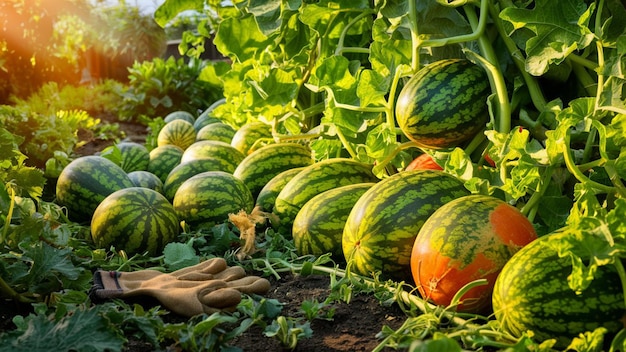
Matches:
[[118, 57, 227, 122]]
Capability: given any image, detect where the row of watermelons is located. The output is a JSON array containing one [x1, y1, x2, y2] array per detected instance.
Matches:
[[54, 60, 624, 349]]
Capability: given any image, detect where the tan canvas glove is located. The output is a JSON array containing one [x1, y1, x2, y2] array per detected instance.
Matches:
[[91, 258, 271, 317]]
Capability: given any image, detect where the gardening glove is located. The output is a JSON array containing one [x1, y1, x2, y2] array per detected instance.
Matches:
[[90, 258, 271, 317]]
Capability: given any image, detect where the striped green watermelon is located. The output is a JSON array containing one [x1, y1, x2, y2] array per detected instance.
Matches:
[[230, 121, 273, 155], [163, 158, 235, 201], [293, 183, 374, 261], [492, 229, 626, 349], [127, 170, 164, 193], [116, 141, 150, 173], [256, 167, 306, 213], [273, 158, 379, 234], [164, 110, 195, 124], [147, 144, 184, 183], [180, 140, 245, 172], [56, 155, 135, 222], [194, 98, 225, 131], [173, 171, 254, 228], [91, 187, 179, 256], [157, 119, 197, 150], [233, 143, 314, 198], [411, 194, 537, 313], [395, 59, 490, 149], [196, 122, 236, 143], [342, 170, 470, 281]]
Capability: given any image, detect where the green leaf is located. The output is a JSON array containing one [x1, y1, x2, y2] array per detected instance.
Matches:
[[500, 0, 595, 76], [154, 0, 204, 27], [163, 242, 200, 271], [214, 15, 272, 63], [0, 306, 125, 352]]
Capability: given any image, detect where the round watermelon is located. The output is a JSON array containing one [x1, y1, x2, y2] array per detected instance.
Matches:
[[56, 155, 135, 222], [342, 170, 470, 282], [127, 170, 164, 193], [91, 187, 179, 256], [411, 194, 537, 313], [173, 171, 254, 228], [157, 119, 197, 150]]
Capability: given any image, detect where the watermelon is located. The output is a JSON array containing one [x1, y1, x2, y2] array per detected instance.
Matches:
[[342, 170, 470, 281], [56, 155, 135, 222], [395, 59, 490, 149], [173, 171, 254, 228], [91, 187, 179, 256], [194, 98, 225, 131], [127, 170, 164, 193], [157, 119, 197, 150], [233, 143, 314, 198], [492, 229, 626, 349], [256, 167, 306, 213], [195, 122, 236, 143], [180, 140, 245, 172], [273, 158, 379, 234], [162, 158, 235, 201], [147, 144, 184, 183], [164, 110, 195, 124], [230, 121, 273, 155], [116, 141, 150, 173], [293, 183, 374, 261], [411, 194, 537, 313]]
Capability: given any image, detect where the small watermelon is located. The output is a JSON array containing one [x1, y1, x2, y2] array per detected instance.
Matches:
[[116, 141, 150, 173], [180, 140, 245, 172], [274, 158, 380, 234], [233, 143, 314, 198], [91, 187, 179, 256], [173, 171, 254, 228], [256, 167, 306, 213], [147, 144, 184, 183], [127, 170, 164, 193], [56, 155, 135, 222], [293, 183, 374, 261], [162, 158, 235, 201], [196, 122, 236, 143], [164, 110, 195, 124], [395, 59, 490, 149], [157, 119, 197, 150], [230, 121, 273, 155]]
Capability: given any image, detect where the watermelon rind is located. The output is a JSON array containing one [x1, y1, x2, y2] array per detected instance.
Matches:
[[172, 171, 254, 228], [56, 155, 135, 222], [492, 229, 626, 349], [233, 142, 314, 199], [293, 183, 374, 261], [91, 187, 179, 256], [342, 170, 470, 281]]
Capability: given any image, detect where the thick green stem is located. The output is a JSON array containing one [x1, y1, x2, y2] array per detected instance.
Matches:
[[464, 4, 511, 133], [520, 166, 555, 220], [562, 132, 615, 194], [488, 1, 548, 112], [335, 11, 375, 56]]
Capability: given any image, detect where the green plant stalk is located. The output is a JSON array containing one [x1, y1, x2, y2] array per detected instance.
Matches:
[[520, 166, 555, 220], [335, 127, 358, 158], [561, 132, 615, 194], [489, 1, 548, 112], [250, 257, 482, 331], [464, 4, 511, 134], [372, 141, 418, 175], [0, 186, 16, 245], [335, 10, 375, 56]]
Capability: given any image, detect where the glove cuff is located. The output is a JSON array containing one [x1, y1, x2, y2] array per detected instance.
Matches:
[[90, 270, 125, 299]]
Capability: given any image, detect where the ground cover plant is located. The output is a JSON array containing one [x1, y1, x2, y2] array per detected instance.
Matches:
[[1, 0, 626, 351]]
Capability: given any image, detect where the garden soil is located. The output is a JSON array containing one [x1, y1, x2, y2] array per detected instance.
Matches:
[[77, 119, 408, 351]]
